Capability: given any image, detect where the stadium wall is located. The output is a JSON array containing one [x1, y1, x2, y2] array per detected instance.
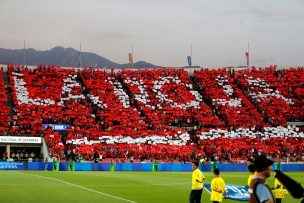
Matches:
[[0, 162, 304, 172]]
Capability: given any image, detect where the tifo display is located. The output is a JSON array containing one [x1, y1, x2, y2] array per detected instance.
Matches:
[[0, 65, 303, 163]]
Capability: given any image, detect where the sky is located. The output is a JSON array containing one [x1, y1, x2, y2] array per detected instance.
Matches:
[[0, 0, 303, 67]]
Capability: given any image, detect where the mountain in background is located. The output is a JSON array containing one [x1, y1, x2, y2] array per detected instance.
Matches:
[[0, 46, 158, 68], [120, 60, 158, 69]]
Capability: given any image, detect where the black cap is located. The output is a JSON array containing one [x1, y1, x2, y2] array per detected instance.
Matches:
[[253, 155, 274, 172]]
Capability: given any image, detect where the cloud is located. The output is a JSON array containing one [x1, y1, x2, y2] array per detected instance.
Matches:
[[240, 0, 304, 21], [0, 0, 304, 66]]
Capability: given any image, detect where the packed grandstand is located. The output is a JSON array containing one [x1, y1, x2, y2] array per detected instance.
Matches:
[[0, 64, 303, 163]]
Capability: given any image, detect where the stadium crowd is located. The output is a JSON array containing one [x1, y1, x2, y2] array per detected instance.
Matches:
[[0, 64, 303, 163]]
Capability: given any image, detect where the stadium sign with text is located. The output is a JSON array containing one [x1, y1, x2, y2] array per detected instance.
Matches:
[[0, 136, 42, 144], [0, 162, 25, 170], [42, 124, 70, 131]]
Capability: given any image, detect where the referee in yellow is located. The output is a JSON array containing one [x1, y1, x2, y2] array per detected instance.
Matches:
[[210, 168, 226, 203], [189, 161, 205, 203]]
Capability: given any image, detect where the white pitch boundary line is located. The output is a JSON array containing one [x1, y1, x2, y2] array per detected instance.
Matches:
[[15, 172, 137, 203], [151, 182, 190, 186], [204, 186, 211, 194], [0, 182, 190, 187], [72, 182, 191, 187]]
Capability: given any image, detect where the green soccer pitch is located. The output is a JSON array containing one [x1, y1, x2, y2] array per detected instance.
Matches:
[[0, 171, 302, 203]]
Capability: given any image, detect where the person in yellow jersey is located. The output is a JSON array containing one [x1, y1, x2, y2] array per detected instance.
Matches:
[[189, 161, 205, 203], [272, 175, 286, 203], [210, 168, 226, 203], [248, 164, 257, 186], [200, 157, 206, 164]]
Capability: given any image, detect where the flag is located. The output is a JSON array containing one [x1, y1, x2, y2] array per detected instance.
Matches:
[[187, 56, 192, 67], [128, 53, 133, 67], [204, 183, 249, 201], [245, 52, 249, 66]]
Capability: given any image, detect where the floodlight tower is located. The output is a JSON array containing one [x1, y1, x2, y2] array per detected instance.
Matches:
[[23, 40, 26, 65], [79, 42, 82, 68]]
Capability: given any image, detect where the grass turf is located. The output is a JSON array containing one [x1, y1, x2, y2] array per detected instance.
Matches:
[[0, 171, 302, 203]]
